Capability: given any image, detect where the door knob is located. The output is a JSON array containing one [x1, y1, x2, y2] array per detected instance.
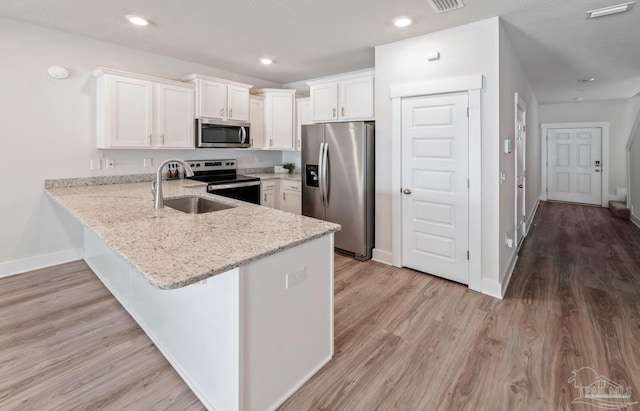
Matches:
[[403, 189, 412, 194], [595, 169, 601, 172]]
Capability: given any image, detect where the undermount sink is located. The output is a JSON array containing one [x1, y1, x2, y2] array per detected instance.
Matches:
[[164, 196, 236, 214]]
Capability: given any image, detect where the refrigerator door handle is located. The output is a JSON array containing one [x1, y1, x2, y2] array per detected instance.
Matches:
[[321, 142, 329, 207], [318, 142, 326, 206]]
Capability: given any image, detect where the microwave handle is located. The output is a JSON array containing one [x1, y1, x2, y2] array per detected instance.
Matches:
[[239, 127, 247, 144]]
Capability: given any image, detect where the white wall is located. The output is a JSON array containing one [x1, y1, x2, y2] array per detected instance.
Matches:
[[0, 17, 284, 275], [624, 95, 640, 224], [375, 18, 503, 290], [539, 100, 629, 200], [498, 21, 540, 284]]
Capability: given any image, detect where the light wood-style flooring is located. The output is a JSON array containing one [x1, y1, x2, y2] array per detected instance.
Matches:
[[2, 201, 640, 410]]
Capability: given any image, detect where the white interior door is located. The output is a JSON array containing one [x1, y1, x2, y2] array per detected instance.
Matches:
[[401, 93, 469, 285], [516, 103, 526, 244], [547, 128, 602, 205]]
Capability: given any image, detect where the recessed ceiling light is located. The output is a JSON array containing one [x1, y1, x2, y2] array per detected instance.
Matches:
[[259, 58, 273, 65], [574, 97, 585, 102], [393, 17, 414, 28], [577, 77, 596, 83], [126, 15, 149, 26], [586, 1, 635, 18]]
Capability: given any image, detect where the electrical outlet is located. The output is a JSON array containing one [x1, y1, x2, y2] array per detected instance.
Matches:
[[90, 159, 102, 170], [143, 158, 153, 168], [105, 159, 115, 169], [286, 270, 307, 289]]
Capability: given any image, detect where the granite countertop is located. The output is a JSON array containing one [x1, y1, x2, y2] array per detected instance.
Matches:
[[46, 179, 339, 290], [245, 173, 301, 181]]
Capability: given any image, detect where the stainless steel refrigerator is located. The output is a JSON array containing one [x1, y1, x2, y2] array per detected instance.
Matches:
[[302, 122, 374, 260]]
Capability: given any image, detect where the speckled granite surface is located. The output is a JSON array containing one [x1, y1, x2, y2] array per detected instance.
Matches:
[[46, 179, 339, 290], [245, 173, 302, 181]]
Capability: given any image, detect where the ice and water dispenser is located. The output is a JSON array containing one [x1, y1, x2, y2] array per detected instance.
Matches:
[[305, 164, 319, 187]]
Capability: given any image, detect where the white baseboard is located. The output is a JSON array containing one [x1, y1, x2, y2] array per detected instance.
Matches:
[[608, 194, 627, 203], [372, 248, 393, 265], [0, 248, 84, 278], [631, 213, 640, 229], [526, 196, 542, 236], [479, 278, 503, 299]]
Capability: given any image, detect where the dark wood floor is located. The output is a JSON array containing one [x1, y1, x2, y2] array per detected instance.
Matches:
[[2, 201, 639, 410], [279, 201, 640, 410]]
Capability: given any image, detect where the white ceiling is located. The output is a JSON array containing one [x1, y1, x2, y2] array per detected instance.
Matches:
[[1, 0, 639, 103]]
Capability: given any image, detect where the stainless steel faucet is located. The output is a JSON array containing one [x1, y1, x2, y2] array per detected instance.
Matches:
[[152, 159, 195, 209]]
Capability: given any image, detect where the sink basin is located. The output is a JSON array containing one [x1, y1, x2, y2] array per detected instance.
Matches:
[[164, 196, 236, 214]]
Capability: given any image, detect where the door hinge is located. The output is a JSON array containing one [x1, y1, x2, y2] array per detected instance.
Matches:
[[523, 125, 526, 133], [466, 107, 469, 117], [467, 179, 470, 188], [467, 250, 470, 260]]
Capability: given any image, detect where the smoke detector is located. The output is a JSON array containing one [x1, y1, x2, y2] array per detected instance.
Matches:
[[427, 0, 465, 14]]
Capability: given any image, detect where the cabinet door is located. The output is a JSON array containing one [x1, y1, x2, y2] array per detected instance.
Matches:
[[310, 83, 338, 122], [296, 99, 311, 151], [249, 97, 265, 149], [262, 189, 277, 208], [227, 85, 250, 121], [199, 80, 227, 119], [281, 189, 301, 214], [338, 76, 374, 120], [261, 180, 278, 208], [157, 84, 195, 148], [266, 93, 294, 150], [107, 76, 153, 147]]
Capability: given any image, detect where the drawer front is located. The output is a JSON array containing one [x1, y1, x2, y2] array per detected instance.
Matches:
[[261, 180, 277, 190], [281, 180, 301, 191]]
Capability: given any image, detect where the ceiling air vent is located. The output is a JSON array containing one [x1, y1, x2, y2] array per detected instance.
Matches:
[[427, 0, 465, 14]]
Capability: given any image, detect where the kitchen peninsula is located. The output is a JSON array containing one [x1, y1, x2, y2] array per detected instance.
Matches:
[[45, 178, 340, 411]]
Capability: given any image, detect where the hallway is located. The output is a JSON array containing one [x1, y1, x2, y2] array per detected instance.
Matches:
[[280, 201, 640, 410]]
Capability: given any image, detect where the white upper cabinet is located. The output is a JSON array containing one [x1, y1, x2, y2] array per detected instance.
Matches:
[[309, 83, 338, 122], [259, 89, 296, 150], [94, 68, 194, 149], [307, 69, 374, 122], [227, 85, 250, 121], [156, 84, 195, 148], [183, 74, 252, 122], [249, 95, 265, 149], [296, 97, 312, 151]]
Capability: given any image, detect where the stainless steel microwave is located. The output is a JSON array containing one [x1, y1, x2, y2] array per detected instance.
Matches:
[[196, 118, 250, 148]]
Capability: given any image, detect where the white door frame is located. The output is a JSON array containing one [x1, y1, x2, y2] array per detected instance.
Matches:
[[390, 75, 483, 293], [541, 122, 609, 207], [515, 93, 527, 241]]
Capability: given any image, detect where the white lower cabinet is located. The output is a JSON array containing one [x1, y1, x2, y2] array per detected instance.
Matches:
[[83, 227, 334, 411], [280, 180, 302, 215], [261, 179, 301, 214], [261, 180, 278, 208]]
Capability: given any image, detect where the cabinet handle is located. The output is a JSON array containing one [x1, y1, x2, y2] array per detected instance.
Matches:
[[283, 192, 286, 200], [229, 108, 233, 118], [161, 134, 165, 144], [148, 134, 152, 144], [270, 138, 273, 147], [297, 139, 301, 148], [332, 107, 336, 118], [264, 193, 266, 202], [220, 108, 224, 117], [341, 107, 345, 116]]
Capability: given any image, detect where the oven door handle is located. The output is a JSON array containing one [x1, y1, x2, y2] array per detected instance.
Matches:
[[208, 180, 260, 190]]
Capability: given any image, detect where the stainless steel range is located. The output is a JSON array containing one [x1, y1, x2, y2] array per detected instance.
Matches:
[[186, 159, 261, 204]]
